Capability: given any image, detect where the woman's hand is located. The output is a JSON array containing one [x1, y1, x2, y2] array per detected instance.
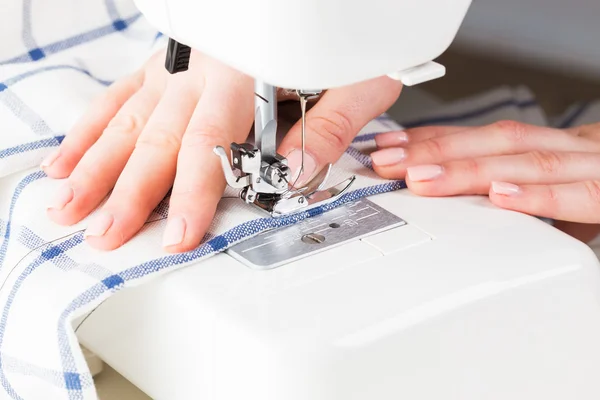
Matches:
[[370, 121, 600, 240], [42, 47, 402, 253]]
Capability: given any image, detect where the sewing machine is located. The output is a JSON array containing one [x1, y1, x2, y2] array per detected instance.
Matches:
[[76, 0, 600, 398]]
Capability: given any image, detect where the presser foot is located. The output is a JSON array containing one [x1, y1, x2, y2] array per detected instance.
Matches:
[[214, 144, 355, 217]]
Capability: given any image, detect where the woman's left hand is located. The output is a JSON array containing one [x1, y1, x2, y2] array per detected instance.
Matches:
[[370, 121, 600, 241]]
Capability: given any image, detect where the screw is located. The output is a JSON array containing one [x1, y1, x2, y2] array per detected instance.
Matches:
[[298, 197, 305, 203], [301, 233, 325, 244]]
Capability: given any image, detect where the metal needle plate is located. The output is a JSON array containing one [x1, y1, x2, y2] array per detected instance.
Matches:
[[227, 199, 406, 270]]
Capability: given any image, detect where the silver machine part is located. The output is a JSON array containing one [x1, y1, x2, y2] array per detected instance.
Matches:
[[213, 80, 355, 217], [227, 198, 406, 270], [254, 81, 278, 160]]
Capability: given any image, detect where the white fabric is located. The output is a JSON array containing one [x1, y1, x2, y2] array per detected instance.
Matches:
[[0, 1, 599, 399]]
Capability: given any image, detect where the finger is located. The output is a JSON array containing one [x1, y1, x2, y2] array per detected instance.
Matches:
[[41, 70, 145, 178], [83, 83, 200, 250], [278, 76, 402, 187], [489, 180, 600, 223], [164, 73, 254, 253], [372, 120, 600, 180], [374, 125, 469, 148], [47, 84, 161, 226], [569, 122, 600, 139], [404, 151, 600, 197]]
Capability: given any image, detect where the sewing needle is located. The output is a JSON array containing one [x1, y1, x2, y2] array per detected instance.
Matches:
[[299, 92, 308, 179]]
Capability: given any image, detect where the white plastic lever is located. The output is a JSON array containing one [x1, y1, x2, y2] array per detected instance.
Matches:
[[387, 61, 446, 86]]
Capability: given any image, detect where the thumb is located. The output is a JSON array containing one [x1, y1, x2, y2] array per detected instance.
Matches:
[[277, 76, 402, 187]]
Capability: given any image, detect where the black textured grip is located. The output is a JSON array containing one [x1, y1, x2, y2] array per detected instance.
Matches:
[[165, 38, 191, 74]]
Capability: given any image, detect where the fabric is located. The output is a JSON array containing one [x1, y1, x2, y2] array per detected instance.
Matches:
[[0, 1, 599, 399]]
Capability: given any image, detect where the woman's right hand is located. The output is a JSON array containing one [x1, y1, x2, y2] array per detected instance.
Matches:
[[42, 47, 402, 253]]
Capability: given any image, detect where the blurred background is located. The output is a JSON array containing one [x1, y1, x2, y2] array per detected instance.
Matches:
[[389, 0, 600, 118]]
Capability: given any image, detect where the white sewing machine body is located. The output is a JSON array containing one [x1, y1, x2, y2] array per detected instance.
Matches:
[[78, 191, 600, 399], [133, 0, 472, 89]]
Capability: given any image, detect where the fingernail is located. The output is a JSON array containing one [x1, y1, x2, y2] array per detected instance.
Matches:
[[375, 131, 409, 148], [492, 181, 520, 196], [84, 211, 114, 238], [370, 148, 407, 166], [47, 185, 74, 211], [41, 150, 60, 168], [406, 165, 443, 181], [286, 149, 317, 187], [163, 217, 186, 248]]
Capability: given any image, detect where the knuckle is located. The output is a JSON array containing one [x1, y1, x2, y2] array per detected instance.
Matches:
[[529, 150, 562, 175], [170, 186, 202, 199], [136, 125, 181, 152], [537, 185, 560, 216], [421, 137, 444, 159], [584, 180, 600, 205], [307, 110, 353, 151], [104, 113, 145, 137], [495, 120, 528, 143], [182, 124, 229, 149], [574, 122, 600, 138], [463, 158, 481, 176], [545, 186, 559, 203]]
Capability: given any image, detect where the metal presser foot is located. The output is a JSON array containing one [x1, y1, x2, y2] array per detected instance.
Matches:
[[213, 81, 355, 217]]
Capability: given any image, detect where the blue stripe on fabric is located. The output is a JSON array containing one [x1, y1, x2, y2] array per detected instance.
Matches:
[[345, 146, 373, 170], [0, 90, 53, 135], [63, 373, 81, 390], [377, 98, 538, 129], [104, 0, 121, 21], [0, 219, 6, 240], [41, 246, 65, 261], [0, 135, 65, 160], [0, 65, 108, 142], [104, 0, 129, 32], [0, 14, 142, 65], [0, 255, 50, 399], [0, 171, 45, 271], [556, 102, 589, 129], [1, 352, 65, 388], [2, 65, 112, 88], [16, 226, 45, 249], [119, 180, 406, 284], [101, 275, 124, 290], [355, 98, 539, 144], [208, 236, 228, 252], [12, 226, 111, 280], [0, 235, 84, 399], [21, 0, 40, 57], [56, 282, 112, 399], [373, 113, 397, 131], [353, 133, 380, 143]]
